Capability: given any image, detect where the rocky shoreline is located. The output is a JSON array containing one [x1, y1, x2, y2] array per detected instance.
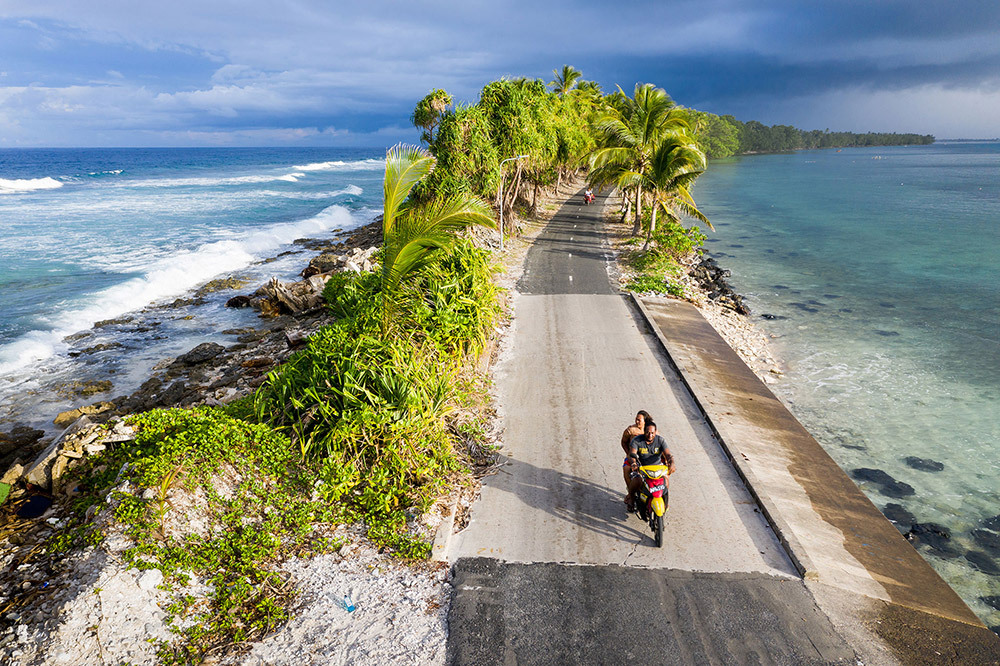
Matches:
[[0, 221, 383, 479], [0, 217, 406, 664]]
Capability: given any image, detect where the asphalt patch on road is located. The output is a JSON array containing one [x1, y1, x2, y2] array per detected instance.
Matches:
[[447, 558, 854, 665]]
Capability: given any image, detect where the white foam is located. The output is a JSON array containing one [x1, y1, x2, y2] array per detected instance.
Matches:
[[0, 177, 64, 194], [260, 184, 364, 199], [120, 172, 307, 188], [293, 159, 385, 172], [0, 204, 363, 376]]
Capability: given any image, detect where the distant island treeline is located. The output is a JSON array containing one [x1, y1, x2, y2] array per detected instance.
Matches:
[[690, 112, 935, 158]]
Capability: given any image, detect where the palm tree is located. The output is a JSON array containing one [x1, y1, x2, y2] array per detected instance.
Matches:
[[641, 137, 712, 251], [380, 145, 495, 335], [588, 84, 692, 235], [550, 65, 582, 97]]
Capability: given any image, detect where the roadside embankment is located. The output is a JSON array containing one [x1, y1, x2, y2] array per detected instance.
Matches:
[[628, 293, 1000, 663]]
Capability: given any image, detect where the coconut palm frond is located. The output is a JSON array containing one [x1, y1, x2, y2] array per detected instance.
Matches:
[[380, 194, 494, 332], [384, 144, 435, 230], [669, 185, 712, 228]]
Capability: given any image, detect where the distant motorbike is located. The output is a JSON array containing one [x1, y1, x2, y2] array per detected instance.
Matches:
[[584, 191, 594, 204], [630, 464, 671, 547]]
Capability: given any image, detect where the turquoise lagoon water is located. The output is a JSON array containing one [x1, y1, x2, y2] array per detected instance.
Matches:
[[0, 148, 385, 431], [694, 142, 1000, 628]]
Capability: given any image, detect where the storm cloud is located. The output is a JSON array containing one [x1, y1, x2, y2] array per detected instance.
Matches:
[[0, 0, 997, 146]]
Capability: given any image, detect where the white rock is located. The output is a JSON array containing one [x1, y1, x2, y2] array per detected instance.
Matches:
[[137, 568, 163, 591]]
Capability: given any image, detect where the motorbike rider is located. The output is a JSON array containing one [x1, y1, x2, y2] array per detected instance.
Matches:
[[626, 420, 675, 511], [621, 410, 651, 505]]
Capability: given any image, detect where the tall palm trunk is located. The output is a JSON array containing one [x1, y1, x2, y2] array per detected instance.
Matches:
[[643, 204, 657, 251], [631, 183, 643, 235]]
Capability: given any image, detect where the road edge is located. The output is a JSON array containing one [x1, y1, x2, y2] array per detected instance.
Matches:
[[630, 292, 820, 579]]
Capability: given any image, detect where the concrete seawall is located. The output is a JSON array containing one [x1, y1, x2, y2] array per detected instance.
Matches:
[[632, 295, 1000, 664]]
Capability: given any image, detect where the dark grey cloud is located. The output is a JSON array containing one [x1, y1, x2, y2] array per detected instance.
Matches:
[[1, 0, 998, 145]]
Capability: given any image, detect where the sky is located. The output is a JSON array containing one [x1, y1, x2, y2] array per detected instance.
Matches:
[[0, 0, 998, 147]]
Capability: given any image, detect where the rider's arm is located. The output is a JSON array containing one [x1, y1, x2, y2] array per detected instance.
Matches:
[[662, 448, 675, 471], [621, 428, 635, 453]]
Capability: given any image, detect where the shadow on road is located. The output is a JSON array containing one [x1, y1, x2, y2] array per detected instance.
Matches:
[[492, 455, 654, 545]]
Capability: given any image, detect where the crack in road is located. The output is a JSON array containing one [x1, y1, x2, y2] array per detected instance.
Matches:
[[622, 539, 639, 567]]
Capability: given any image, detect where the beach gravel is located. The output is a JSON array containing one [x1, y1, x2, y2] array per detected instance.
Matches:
[[226, 539, 450, 666]]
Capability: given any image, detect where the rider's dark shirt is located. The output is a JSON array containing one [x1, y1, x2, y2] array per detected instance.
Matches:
[[629, 434, 668, 466]]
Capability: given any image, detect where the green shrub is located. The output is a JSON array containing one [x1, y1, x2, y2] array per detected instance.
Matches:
[[626, 274, 685, 298]]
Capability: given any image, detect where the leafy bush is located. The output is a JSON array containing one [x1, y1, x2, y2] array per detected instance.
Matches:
[[626, 274, 685, 298], [410, 240, 501, 356]]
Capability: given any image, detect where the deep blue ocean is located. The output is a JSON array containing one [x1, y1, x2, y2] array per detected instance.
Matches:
[[0, 147, 384, 432], [694, 141, 1000, 627]]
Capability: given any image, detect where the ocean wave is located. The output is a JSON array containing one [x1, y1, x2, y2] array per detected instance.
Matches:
[[120, 172, 307, 188], [260, 184, 364, 199], [293, 159, 385, 172], [87, 169, 124, 176], [0, 204, 363, 376], [0, 177, 64, 194]]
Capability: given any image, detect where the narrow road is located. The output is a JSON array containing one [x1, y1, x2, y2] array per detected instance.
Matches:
[[446, 189, 854, 664]]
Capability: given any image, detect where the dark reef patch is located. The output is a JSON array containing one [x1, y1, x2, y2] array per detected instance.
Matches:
[[904, 522, 959, 558], [904, 456, 944, 472], [965, 550, 1000, 574], [973, 529, 1000, 556], [852, 468, 895, 485], [760, 314, 787, 320], [874, 330, 900, 337], [882, 503, 916, 529], [852, 468, 915, 498], [881, 480, 916, 498]]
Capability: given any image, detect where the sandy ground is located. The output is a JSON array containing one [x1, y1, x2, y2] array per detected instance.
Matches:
[[224, 532, 450, 666]]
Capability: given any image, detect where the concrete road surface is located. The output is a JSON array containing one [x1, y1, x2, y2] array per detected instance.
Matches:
[[448, 190, 795, 575], [445, 189, 857, 664]]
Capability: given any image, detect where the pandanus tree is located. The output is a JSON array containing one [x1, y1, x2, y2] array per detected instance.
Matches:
[[641, 137, 712, 250], [589, 83, 693, 235], [411, 89, 453, 145], [380, 144, 495, 335]]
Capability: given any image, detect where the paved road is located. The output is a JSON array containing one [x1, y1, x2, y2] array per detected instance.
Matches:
[[449, 559, 850, 666], [446, 188, 855, 664], [449, 190, 795, 572]]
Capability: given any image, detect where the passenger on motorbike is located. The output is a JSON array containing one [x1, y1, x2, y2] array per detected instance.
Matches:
[[626, 420, 675, 511], [621, 410, 651, 505]]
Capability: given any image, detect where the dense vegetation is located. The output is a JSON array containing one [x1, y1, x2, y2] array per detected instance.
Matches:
[[690, 111, 935, 158], [51, 146, 501, 663]]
